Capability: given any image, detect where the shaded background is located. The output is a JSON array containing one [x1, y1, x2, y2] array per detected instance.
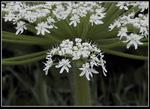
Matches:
[[2, 19, 148, 106]]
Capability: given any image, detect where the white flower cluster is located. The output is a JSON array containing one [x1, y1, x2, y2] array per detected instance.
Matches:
[[2, 1, 106, 35], [116, 1, 149, 12], [43, 38, 107, 80], [109, 12, 149, 49]]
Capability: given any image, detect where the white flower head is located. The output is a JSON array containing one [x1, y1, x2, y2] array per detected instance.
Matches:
[[2, 2, 106, 35], [43, 38, 107, 80], [109, 6, 148, 50]]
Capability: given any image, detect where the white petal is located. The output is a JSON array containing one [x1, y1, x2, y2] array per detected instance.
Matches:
[[126, 42, 132, 49], [55, 64, 61, 68], [137, 40, 143, 45], [89, 72, 93, 77], [65, 67, 69, 73], [80, 71, 85, 77], [133, 42, 138, 49], [16, 29, 20, 35], [60, 67, 65, 73], [91, 69, 99, 74], [103, 70, 107, 76], [45, 70, 48, 75], [85, 72, 90, 80], [41, 30, 45, 35]]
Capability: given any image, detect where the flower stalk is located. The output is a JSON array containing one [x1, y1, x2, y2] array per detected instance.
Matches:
[[71, 61, 91, 105]]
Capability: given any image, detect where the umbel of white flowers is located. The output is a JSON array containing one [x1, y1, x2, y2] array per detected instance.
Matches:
[[2, 1, 148, 36], [43, 38, 107, 80], [2, 1, 106, 35], [2, 1, 148, 50], [109, 12, 148, 50]]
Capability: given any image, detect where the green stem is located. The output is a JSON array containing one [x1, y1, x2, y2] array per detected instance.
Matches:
[[2, 38, 51, 46], [34, 65, 49, 105], [97, 37, 148, 42], [71, 62, 91, 105], [3, 31, 60, 46], [81, 14, 90, 38], [101, 42, 148, 49], [2, 54, 46, 65], [3, 50, 47, 61], [91, 77, 97, 105], [101, 48, 148, 60]]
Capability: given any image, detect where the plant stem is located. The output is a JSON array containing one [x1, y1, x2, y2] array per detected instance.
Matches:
[[71, 62, 91, 105], [2, 31, 60, 46], [34, 65, 49, 105], [101, 42, 148, 48], [2, 54, 46, 65], [3, 50, 47, 61], [101, 48, 148, 61]]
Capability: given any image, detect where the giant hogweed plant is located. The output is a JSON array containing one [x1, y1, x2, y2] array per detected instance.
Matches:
[[2, 1, 148, 105]]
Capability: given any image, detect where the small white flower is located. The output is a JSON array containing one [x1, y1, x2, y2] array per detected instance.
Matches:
[[93, 46, 101, 53], [114, 20, 121, 28], [47, 17, 55, 24], [1, 3, 5, 9], [72, 51, 81, 60], [123, 33, 143, 49], [75, 38, 82, 43], [55, 59, 71, 73], [81, 50, 90, 58], [90, 14, 103, 26], [50, 47, 60, 55], [109, 24, 116, 31], [3, 13, 15, 22], [35, 22, 52, 35], [79, 63, 99, 81], [116, 2, 129, 10], [53, 4, 70, 20], [90, 54, 100, 67], [16, 21, 27, 35], [43, 58, 53, 75], [117, 27, 128, 39], [69, 14, 80, 27], [138, 2, 149, 12], [95, 8, 105, 16]]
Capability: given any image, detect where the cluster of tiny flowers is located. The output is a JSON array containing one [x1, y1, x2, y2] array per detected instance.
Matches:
[[116, 1, 149, 11], [2, 1, 106, 35], [43, 38, 107, 80], [109, 11, 149, 49]]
